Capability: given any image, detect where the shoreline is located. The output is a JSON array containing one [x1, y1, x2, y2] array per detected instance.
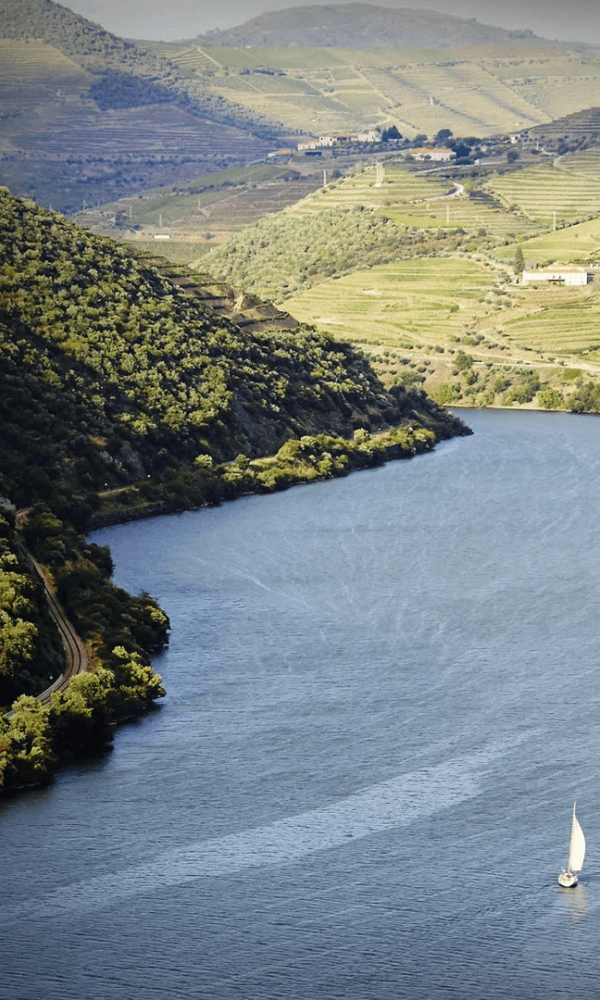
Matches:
[[89, 417, 472, 531]]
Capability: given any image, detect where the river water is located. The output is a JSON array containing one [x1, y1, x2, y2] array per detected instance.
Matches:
[[3, 408, 600, 999]]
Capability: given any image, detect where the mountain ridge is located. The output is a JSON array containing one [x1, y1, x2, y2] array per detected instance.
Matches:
[[198, 3, 539, 50]]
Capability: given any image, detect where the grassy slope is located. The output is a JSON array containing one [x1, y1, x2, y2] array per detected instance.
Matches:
[[200, 154, 600, 410], [168, 42, 600, 139]]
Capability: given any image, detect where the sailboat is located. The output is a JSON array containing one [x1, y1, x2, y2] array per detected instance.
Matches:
[[558, 803, 585, 887]]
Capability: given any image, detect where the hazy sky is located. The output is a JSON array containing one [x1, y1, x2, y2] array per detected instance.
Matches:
[[62, 0, 600, 45]]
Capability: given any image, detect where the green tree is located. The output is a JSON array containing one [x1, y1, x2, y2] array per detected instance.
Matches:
[[0, 611, 38, 679], [48, 668, 115, 757], [537, 387, 563, 410], [514, 245, 525, 274], [4, 696, 55, 788], [435, 383, 454, 405]]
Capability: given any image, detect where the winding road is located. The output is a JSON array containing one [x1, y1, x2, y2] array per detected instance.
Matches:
[[8, 514, 89, 714]]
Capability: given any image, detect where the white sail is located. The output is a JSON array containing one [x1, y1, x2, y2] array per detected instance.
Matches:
[[568, 804, 586, 873]]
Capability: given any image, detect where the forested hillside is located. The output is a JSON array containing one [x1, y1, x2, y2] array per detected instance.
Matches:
[[0, 189, 465, 513], [0, 188, 469, 789], [204, 206, 411, 302]]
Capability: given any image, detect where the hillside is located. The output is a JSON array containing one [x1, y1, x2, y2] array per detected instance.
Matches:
[[197, 153, 600, 412], [199, 3, 538, 50], [0, 0, 283, 211], [4, 3, 600, 211], [529, 107, 600, 148], [0, 187, 469, 789], [0, 186, 471, 514], [171, 38, 600, 141], [0, 189, 461, 511]]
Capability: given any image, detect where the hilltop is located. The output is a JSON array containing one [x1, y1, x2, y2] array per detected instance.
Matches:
[[0, 0, 283, 211], [199, 3, 538, 50]]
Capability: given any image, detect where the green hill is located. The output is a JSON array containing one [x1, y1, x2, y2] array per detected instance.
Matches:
[[0, 0, 283, 211], [0, 188, 465, 512]]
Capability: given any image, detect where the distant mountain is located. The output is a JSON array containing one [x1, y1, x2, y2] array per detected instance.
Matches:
[[199, 3, 537, 50], [0, 0, 282, 210]]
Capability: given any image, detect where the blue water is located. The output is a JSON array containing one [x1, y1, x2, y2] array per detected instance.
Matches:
[[3, 408, 600, 999]]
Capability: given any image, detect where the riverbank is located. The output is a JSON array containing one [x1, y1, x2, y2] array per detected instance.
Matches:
[[1, 408, 470, 795], [90, 414, 472, 530]]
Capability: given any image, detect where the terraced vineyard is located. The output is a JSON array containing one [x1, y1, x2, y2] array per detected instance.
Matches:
[[84, 163, 327, 254], [285, 256, 500, 349], [484, 53, 600, 120], [361, 62, 546, 136], [556, 149, 600, 180], [173, 43, 600, 140], [284, 253, 600, 406], [100, 164, 303, 227], [0, 26, 280, 211], [483, 165, 600, 227], [503, 288, 600, 360], [285, 162, 449, 214], [506, 217, 600, 266], [281, 162, 541, 244]]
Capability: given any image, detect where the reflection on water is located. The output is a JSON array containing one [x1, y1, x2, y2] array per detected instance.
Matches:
[[559, 882, 589, 920]]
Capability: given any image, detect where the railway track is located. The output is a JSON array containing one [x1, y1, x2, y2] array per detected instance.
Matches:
[[7, 514, 89, 714], [28, 552, 89, 706]]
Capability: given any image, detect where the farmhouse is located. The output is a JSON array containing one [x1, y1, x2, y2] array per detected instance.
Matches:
[[297, 130, 380, 151], [522, 266, 589, 286], [409, 147, 456, 161]]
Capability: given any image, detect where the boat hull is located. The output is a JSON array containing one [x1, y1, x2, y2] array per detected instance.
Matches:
[[558, 870, 578, 888]]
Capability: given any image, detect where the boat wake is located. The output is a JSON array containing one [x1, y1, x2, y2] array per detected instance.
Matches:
[[0, 734, 534, 925]]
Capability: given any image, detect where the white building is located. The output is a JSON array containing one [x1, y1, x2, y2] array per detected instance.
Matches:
[[522, 266, 589, 286], [356, 130, 379, 143], [298, 130, 379, 151], [409, 147, 456, 161]]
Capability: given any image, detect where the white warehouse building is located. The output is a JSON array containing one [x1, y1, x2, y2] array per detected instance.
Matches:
[[522, 266, 589, 286]]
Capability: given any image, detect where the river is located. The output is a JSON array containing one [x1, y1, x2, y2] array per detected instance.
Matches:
[[2, 408, 600, 999]]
